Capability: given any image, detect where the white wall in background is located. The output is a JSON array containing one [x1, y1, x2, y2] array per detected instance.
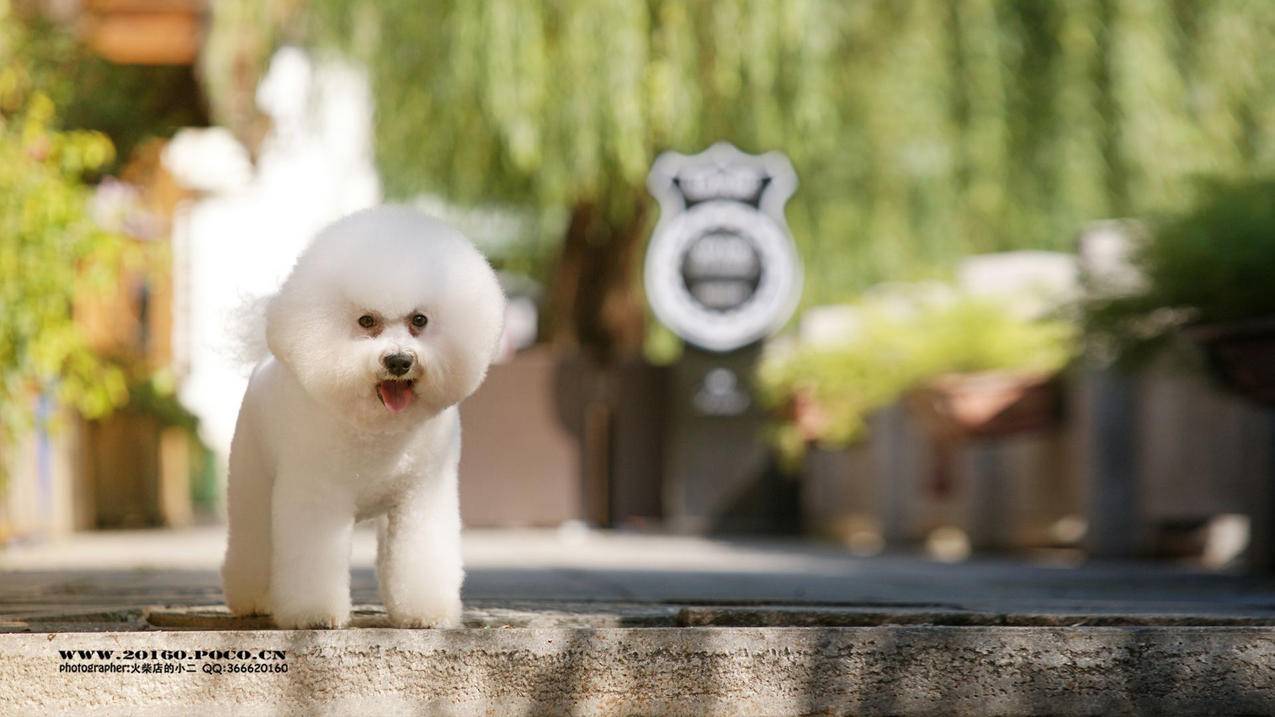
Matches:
[[164, 47, 381, 469]]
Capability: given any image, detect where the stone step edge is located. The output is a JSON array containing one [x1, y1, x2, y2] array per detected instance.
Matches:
[[4, 626, 1274, 716]]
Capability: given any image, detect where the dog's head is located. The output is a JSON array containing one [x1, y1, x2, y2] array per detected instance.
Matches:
[[266, 206, 505, 428]]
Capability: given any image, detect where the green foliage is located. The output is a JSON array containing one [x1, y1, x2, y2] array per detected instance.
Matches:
[[127, 372, 200, 433], [253, 0, 1275, 304], [11, 16, 207, 174], [1086, 177, 1275, 361], [758, 290, 1075, 457], [0, 10, 130, 477]]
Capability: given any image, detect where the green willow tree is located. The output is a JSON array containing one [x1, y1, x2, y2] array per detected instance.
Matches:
[[206, 0, 1275, 359]]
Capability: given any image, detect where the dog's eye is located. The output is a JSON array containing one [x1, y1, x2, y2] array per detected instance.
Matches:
[[411, 313, 428, 328], [357, 315, 376, 329]]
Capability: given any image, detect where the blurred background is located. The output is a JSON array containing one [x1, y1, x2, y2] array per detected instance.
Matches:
[[3, 0, 1275, 575]]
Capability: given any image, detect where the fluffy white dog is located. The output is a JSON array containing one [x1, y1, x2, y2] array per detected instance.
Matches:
[[221, 206, 505, 629]]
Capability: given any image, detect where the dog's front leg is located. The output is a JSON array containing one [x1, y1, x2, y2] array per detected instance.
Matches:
[[269, 475, 354, 629], [221, 418, 273, 617], [377, 469, 463, 628]]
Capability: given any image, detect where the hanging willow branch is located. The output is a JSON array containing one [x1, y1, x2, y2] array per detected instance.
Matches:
[[205, 0, 1275, 312]]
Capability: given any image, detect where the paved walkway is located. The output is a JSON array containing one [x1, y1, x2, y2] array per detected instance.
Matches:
[[3, 525, 1275, 626]]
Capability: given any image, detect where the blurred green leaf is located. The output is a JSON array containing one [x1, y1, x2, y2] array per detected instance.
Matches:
[[1086, 176, 1275, 363]]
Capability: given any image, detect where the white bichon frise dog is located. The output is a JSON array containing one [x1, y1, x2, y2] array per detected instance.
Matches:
[[221, 205, 505, 629]]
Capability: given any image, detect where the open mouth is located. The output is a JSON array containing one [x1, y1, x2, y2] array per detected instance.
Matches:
[[376, 380, 416, 413]]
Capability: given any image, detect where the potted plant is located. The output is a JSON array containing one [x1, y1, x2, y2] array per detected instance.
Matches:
[[896, 296, 1071, 442], [759, 288, 1076, 541], [1086, 178, 1275, 405]]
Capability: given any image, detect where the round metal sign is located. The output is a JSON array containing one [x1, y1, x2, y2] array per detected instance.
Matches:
[[645, 143, 802, 352]]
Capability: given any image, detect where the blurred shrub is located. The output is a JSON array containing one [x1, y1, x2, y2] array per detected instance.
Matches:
[[758, 290, 1075, 460], [9, 13, 207, 175], [1086, 177, 1275, 362], [0, 10, 131, 482]]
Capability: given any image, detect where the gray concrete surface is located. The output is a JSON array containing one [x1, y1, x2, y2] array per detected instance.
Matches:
[[4, 527, 1275, 714], [5, 525, 1275, 619], [7, 626, 1275, 715]]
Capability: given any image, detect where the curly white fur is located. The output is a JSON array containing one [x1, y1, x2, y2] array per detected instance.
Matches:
[[220, 206, 505, 629]]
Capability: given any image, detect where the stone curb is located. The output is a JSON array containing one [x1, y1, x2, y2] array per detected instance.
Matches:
[[4, 625, 1274, 715]]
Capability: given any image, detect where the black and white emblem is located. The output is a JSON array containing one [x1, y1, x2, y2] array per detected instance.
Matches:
[[645, 142, 802, 352]]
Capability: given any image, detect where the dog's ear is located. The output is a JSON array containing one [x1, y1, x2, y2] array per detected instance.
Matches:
[[427, 253, 507, 408]]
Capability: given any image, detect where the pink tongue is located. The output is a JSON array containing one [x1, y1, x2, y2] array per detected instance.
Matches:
[[377, 381, 415, 413]]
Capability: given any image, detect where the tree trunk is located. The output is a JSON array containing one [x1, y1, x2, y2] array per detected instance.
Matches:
[[547, 194, 652, 527], [548, 195, 649, 363]]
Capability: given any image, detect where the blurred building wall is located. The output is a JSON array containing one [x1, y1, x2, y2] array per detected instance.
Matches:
[[797, 355, 1271, 563], [0, 403, 91, 540], [458, 348, 583, 527], [166, 47, 380, 472]]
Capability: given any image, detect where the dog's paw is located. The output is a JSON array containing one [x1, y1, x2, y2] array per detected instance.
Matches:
[[225, 594, 271, 618], [387, 598, 462, 629], [222, 581, 271, 618], [271, 604, 350, 630]]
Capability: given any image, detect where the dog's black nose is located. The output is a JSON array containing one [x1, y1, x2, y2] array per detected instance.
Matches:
[[383, 353, 414, 377]]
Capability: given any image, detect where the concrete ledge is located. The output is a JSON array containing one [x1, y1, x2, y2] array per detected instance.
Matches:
[[9, 601, 1275, 634], [5, 625, 1275, 715]]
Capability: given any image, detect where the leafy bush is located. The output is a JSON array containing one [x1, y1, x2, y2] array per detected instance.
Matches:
[[1086, 177, 1275, 362], [13, 15, 207, 175], [0, 13, 131, 482], [758, 289, 1075, 459]]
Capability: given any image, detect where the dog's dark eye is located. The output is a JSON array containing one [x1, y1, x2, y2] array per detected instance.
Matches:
[[411, 313, 428, 328], [358, 315, 376, 329]]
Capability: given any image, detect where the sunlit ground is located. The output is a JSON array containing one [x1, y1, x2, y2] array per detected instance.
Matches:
[[3, 525, 1273, 620]]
